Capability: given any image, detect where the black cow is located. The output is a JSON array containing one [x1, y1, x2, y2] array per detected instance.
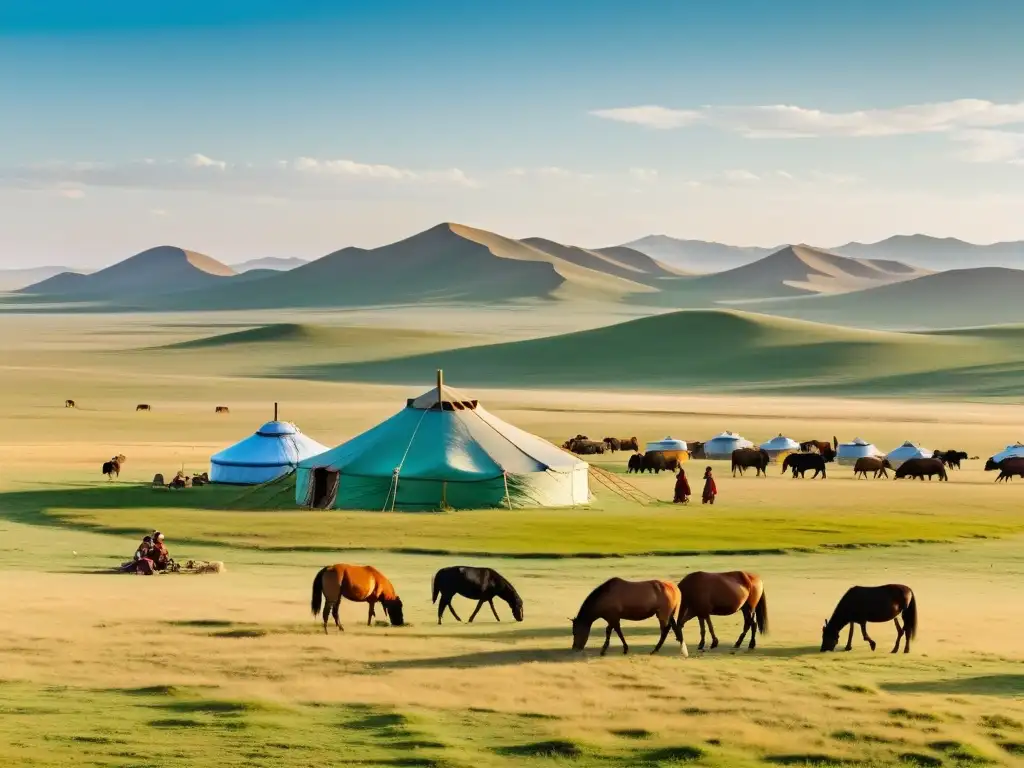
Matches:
[[782, 452, 828, 479], [985, 456, 1024, 482], [731, 447, 770, 477], [932, 449, 968, 470], [894, 458, 948, 481], [853, 457, 892, 479]]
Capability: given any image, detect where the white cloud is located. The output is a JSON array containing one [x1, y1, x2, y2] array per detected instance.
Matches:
[[591, 98, 1024, 139], [186, 153, 227, 170], [952, 129, 1024, 165], [722, 169, 760, 183], [505, 166, 595, 182]]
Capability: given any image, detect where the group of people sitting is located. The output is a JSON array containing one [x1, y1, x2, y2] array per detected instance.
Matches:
[[122, 531, 172, 575], [672, 466, 717, 506]]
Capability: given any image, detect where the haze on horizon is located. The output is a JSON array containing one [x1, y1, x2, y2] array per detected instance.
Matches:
[[1, 0, 1023, 268]]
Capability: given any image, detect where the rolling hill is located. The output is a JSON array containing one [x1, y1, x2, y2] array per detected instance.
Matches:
[[0, 266, 90, 292], [283, 309, 1024, 398], [619, 235, 776, 273], [834, 235, 1024, 270], [18, 246, 236, 298]]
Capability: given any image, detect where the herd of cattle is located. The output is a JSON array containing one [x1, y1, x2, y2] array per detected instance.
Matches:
[[563, 434, 1024, 482]]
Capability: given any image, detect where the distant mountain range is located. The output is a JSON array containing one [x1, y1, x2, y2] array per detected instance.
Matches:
[[230, 256, 309, 272], [0, 265, 92, 292]]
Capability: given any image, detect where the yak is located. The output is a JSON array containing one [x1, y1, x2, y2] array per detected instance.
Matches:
[[686, 441, 706, 460], [637, 452, 680, 474], [932, 449, 968, 470], [626, 454, 645, 474], [603, 436, 639, 453], [567, 439, 605, 455], [782, 452, 828, 479], [798, 437, 838, 463], [985, 456, 1024, 483], [894, 458, 948, 481], [853, 457, 892, 479], [215, 406, 230, 414], [732, 447, 770, 477], [102, 454, 127, 480]]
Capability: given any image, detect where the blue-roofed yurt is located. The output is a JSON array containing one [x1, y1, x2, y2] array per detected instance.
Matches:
[[210, 406, 328, 485], [703, 431, 754, 460], [296, 372, 590, 511], [759, 434, 800, 463]]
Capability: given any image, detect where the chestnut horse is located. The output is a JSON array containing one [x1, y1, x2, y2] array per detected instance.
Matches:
[[571, 578, 682, 656], [676, 571, 767, 656], [821, 584, 917, 654], [311, 564, 405, 633]]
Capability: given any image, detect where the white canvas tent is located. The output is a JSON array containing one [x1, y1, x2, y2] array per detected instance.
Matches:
[[759, 435, 800, 462], [704, 431, 753, 460], [296, 372, 590, 511], [886, 441, 931, 469], [836, 437, 885, 466], [210, 408, 327, 485]]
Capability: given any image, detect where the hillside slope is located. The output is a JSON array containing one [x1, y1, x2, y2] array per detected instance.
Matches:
[[621, 235, 776, 273], [0, 266, 88, 292]]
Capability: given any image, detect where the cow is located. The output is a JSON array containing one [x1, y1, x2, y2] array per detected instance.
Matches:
[[101, 454, 126, 480], [731, 447, 770, 477], [853, 457, 892, 479], [639, 452, 680, 474], [799, 437, 838, 463], [136, 404, 151, 412], [894, 458, 948, 482], [626, 454, 644, 474], [65, 399, 76, 408], [568, 439, 605, 455], [215, 406, 230, 414], [985, 456, 1024, 483], [782, 452, 828, 479], [932, 449, 968, 470], [603, 436, 639, 453]]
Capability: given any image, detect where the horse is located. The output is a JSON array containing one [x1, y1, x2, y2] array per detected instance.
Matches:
[[782, 452, 827, 478], [136, 404, 151, 412], [932, 449, 968, 469], [854, 457, 892, 479], [431, 566, 523, 625], [731, 447, 769, 477], [985, 457, 1024, 482], [101, 454, 126, 480], [676, 571, 767, 657], [799, 437, 838, 462], [64, 399, 76, 408], [571, 578, 682, 656], [893, 458, 947, 481], [215, 406, 230, 414], [821, 584, 917, 654], [311, 564, 405, 633]]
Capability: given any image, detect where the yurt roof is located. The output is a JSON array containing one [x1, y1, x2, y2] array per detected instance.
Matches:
[[886, 441, 930, 459], [841, 437, 872, 447], [646, 437, 687, 451], [709, 431, 746, 441], [992, 443, 1024, 462], [212, 421, 327, 468], [301, 378, 584, 481], [760, 435, 800, 450]]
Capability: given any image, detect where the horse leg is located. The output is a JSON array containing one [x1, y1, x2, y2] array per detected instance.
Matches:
[[734, 606, 752, 648], [652, 619, 671, 654], [447, 600, 463, 622], [844, 623, 855, 651], [367, 601, 375, 626], [891, 618, 904, 654], [488, 599, 501, 622], [860, 622, 876, 651], [322, 602, 332, 634], [600, 624, 613, 656], [437, 594, 447, 625], [468, 599, 485, 623], [697, 617, 707, 651], [706, 616, 719, 649], [614, 623, 629, 655], [678, 608, 691, 657]]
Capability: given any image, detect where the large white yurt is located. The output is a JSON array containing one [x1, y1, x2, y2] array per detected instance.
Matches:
[[296, 372, 590, 511], [703, 431, 754, 460], [210, 407, 328, 485], [990, 443, 1024, 463], [886, 441, 932, 469], [836, 437, 885, 466], [759, 434, 800, 463]]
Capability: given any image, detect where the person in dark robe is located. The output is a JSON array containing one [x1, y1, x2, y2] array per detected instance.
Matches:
[[702, 467, 717, 505], [673, 468, 691, 504]]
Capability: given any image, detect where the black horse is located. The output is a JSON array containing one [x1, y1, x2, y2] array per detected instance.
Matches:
[[432, 566, 524, 625], [782, 452, 827, 478], [821, 584, 917, 654]]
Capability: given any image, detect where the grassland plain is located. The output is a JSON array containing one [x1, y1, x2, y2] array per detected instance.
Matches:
[[2, 312, 1024, 767]]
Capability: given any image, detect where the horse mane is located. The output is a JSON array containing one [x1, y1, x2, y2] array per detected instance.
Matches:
[[493, 571, 523, 608], [577, 578, 619, 618]]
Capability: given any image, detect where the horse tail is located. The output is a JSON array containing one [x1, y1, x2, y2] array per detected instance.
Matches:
[[432, 570, 440, 604], [833, 435, 838, 451], [311, 566, 327, 616], [755, 590, 768, 635], [904, 591, 918, 641]]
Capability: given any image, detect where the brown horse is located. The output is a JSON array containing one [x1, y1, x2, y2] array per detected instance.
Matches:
[[311, 564, 405, 633], [799, 437, 838, 461], [571, 578, 682, 656], [821, 584, 917, 654], [676, 571, 767, 656]]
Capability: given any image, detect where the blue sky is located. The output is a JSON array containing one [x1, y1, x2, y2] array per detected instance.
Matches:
[[2, 0, 1023, 266]]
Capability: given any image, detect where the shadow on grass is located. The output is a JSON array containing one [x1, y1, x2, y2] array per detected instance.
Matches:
[[882, 674, 1024, 697], [374, 647, 573, 670]]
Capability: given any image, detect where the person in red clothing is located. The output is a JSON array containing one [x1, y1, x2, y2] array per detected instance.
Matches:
[[673, 467, 691, 504], [702, 467, 717, 505], [150, 531, 170, 571]]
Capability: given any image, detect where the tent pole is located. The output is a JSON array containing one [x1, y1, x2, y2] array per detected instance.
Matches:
[[503, 471, 512, 510], [274, 402, 278, 421], [437, 369, 443, 405]]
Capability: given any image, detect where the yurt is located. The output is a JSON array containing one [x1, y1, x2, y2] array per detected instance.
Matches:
[[210, 406, 328, 485], [990, 443, 1024, 463], [759, 434, 800, 463], [296, 372, 590, 511], [703, 431, 754, 460], [836, 437, 885, 466], [886, 441, 932, 469], [644, 437, 688, 462]]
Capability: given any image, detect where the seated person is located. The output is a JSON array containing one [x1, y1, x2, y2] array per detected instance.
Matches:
[[134, 535, 153, 561], [150, 531, 170, 571]]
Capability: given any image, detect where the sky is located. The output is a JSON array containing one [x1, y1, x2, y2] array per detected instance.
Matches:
[[2, 0, 1023, 267]]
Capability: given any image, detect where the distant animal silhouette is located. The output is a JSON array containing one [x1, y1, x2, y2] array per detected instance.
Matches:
[[566, 439, 605, 455], [783, 452, 828, 479], [799, 437, 838, 462], [676, 571, 767, 656], [821, 584, 917, 654], [893, 458, 947, 481], [853, 457, 892, 479], [731, 447, 770, 477], [932, 449, 968, 469], [64, 399, 76, 408], [432, 566, 523, 625], [985, 456, 1024, 482], [639, 452, 680, 474], [686, 441, 706, 459], [571, 577, 682, 656], [626, 454, 644, 473], [603, 436, 639, 453], [135, 404, 151, 412], [101, 454, 126, 480], [215, 406, 230, 414], [311, 564, 404, 633]]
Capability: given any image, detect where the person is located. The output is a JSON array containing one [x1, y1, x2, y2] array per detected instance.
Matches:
[[150, 531, 170, 571], [673, 467, 691, 504], [702, 466, 717, 505], [134, 535, 153, 561]]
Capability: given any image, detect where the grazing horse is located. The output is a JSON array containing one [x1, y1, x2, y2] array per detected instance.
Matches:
[[571, 578, 682, 656], [893, 458, 947, 481], [854, 457, 892, 479], [136, 404, 151, 412], [821, 584, 917, 654], [933, 449, 968, 469], [731, 447, 770, 477], [799, 437, 838, 462], [782, 452, 827, 478], [432, 566, 524, 625], [215, 406, 230, 414], [985, 457, 1024, 482], [65, 399, 76, 408], [101, 454, 126, 480], [676, 571, 767, 657], [311, 564, 405, 633]]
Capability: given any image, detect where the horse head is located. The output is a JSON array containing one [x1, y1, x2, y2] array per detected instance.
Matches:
[[382, 597, 405, 626], [570, 616, 591, 651], [820, 620, 840, 652]]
